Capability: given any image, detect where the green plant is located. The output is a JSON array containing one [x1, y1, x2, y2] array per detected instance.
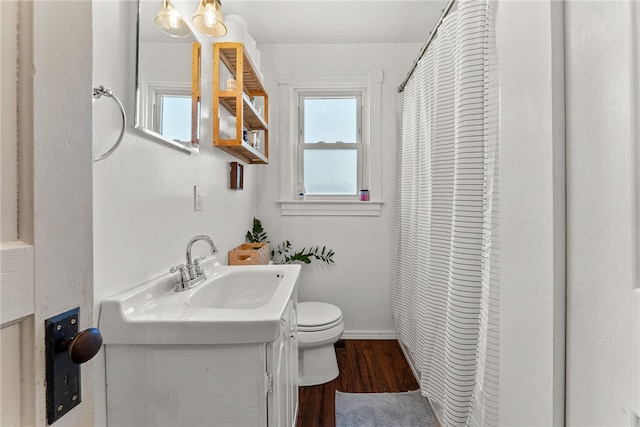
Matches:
[[245, 217, 335, 265], [245, 217, 268, 243], [271, 241, 335, 265]]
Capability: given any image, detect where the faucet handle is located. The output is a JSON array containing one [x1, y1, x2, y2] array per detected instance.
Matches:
[[194, 256, 206, 276], [170, 264, 189, 283]]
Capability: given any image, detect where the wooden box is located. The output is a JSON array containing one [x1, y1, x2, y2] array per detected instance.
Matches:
[[228, 243, 270, 265], [230, 162, 244, 190]]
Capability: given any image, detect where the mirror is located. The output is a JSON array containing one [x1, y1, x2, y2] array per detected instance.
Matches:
[[134, 0, 201, 153]]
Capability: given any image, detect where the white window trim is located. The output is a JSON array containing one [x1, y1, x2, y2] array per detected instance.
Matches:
[[277, 70, 384, 216]]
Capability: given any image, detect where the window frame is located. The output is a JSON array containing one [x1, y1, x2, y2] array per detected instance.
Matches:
[[277, 70, 384, 216], [139, 80, 197, 146], [298, 92, 364, 200]]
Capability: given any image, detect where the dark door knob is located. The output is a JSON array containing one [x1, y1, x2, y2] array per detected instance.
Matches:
[[45, 308, 102, 424], [63, 327, 103, 364]]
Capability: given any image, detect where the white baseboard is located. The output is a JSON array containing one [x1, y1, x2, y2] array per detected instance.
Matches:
[[397, 339, 420, 381], [341, 330, 397, 340], [397, 340, 444, 427]]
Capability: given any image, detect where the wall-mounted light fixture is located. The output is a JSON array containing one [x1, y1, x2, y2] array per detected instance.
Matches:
[[154, 0, 228, 38], [192, 0, 227, 37], [154, 0, 191, 37]]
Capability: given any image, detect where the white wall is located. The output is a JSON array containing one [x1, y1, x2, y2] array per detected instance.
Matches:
[[256, 43, 420, 338], [92, 1, 260, 424], [497, 1, 566, 426]]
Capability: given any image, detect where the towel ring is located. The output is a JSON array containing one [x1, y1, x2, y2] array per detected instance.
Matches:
[[93, 85, 126, 162]]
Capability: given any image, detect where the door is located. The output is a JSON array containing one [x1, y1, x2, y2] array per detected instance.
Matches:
[[565, 2, 640, 425], [1, 2, 34, 424], [0, 1, 94, 426]]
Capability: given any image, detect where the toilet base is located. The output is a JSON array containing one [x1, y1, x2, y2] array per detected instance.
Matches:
[[298, 345, 339, 386]]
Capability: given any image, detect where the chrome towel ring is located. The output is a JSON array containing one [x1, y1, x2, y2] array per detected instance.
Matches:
[[93, 85, 126, 162]]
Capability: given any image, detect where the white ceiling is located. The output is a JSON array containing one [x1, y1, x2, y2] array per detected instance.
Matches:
[[219, 1, 449, 45]]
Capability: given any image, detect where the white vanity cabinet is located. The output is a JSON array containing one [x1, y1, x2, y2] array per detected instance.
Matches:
[[104, 300, 298, 427], [268, 300, 298, 427]]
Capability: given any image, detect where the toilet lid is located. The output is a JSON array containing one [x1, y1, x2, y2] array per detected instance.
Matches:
[[297, 302, 343, 328]]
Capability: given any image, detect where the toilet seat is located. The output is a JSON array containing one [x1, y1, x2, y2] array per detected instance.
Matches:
[[298, 302, 343, 332], [298, 317, 344, 333]]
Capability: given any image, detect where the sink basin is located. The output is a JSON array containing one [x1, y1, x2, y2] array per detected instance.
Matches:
[[99, 257, 300, 345], [188, 270, 285, 309]]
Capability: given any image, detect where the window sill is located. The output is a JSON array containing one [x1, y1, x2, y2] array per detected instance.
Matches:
[[277, 200, 384, 216]]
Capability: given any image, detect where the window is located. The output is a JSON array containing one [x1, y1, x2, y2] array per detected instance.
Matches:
[[278, 70, 384, 216], [141, 81, 197, 146], [299, 94, 362, 198], [156, 93, 192, 143]]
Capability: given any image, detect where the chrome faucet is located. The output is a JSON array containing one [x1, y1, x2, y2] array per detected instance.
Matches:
[[170, 235, 218, 292]]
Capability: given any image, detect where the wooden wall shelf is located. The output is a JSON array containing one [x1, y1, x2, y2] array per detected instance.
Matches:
[[213, 42, 269, 164]]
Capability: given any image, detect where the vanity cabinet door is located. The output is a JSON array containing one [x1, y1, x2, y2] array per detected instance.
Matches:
[[286, 302, 299, 426], [105, 344, 265, 427], [267, 300, 298, 427]]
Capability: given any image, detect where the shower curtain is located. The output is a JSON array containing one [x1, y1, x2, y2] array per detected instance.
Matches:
[[392, 1, 499, 426]]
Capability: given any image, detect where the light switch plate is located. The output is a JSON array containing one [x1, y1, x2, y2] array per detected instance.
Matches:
[[194, 185, 204, 211]]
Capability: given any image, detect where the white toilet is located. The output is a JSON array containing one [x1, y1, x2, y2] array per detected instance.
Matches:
[[297, 301, 345, 386]]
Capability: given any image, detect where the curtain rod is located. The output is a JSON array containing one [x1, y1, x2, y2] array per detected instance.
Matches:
[[397, 0, 457, 93]]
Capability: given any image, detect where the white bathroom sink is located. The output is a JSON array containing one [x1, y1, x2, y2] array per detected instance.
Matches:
[[188, 270, 284, 309], [99, 257, 300, 345]]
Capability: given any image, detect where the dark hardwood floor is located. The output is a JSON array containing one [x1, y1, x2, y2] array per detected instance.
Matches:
[[297, 339, 420, 427]]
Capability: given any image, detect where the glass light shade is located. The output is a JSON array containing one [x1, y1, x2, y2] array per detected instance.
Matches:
[[192, 0, 227, 37], [154, 0, 191, 38]]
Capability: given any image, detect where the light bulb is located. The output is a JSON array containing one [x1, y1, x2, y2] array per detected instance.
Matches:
[[204, 3, 215, 27]]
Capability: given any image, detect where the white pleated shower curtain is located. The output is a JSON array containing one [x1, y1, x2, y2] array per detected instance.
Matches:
[[392, 1, 499, 426]]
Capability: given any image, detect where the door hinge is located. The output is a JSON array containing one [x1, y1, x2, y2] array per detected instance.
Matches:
[[265, 372, 273, 395]]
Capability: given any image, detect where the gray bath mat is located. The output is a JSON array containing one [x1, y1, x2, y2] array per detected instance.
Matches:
[[335, 390, 437, 427]]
